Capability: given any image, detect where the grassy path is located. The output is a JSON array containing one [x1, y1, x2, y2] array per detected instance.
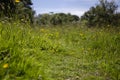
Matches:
[[0, 23, 120, 80]]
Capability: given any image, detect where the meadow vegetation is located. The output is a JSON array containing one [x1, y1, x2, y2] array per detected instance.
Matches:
[[0, 22, 120, 80], [0, 0, 120, 80]]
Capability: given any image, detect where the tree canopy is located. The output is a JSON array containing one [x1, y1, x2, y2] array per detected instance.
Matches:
[[0, 0, 34, 23], [35, 13, 79, 25], [81, 0, 120, 27]]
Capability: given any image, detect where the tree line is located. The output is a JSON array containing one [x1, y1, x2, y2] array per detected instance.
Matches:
[[35, 0, 120, 27], [35, 13, 79, 25], [0, 0, 120, 27]]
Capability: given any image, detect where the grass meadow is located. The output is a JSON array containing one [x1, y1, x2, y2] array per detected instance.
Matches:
[[0, 22, 120, 80]]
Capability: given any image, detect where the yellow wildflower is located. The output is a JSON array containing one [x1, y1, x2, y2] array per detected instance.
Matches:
[[80, 33, 84, 36], [40, 29, 45, 32], [3, 63, 9, 69], [15, 0, 20, 3], [81, 48, 84, 51]]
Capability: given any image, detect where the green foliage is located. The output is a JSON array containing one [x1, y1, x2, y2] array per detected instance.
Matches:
[[81, 0, 120, 27], [0, 0, 34, 24], [0, 22, 120, 80], [35, 13, 79, 25], [0, 0, 15, 17]]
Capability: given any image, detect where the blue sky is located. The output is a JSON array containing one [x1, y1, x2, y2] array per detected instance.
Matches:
[[32, 0, 120, 17]]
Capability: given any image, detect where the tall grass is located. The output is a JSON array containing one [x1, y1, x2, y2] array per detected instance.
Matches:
[[0, 22, 120, 80]]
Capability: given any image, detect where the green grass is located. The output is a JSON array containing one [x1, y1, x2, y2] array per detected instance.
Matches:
[[0, 22, 120, 80]]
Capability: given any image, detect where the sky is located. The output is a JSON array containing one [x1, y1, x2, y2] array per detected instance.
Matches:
[[32, 0, 120, 17]]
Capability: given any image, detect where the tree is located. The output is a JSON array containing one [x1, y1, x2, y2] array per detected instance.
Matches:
[[35, 13, 79, 25], [50, 14, 62, 25], [37, 14, 51, 25], [81, 0, 119, 27], [0, 0, 16, 17], [0, 0, 34, 24], [15, 0, 34, 23]]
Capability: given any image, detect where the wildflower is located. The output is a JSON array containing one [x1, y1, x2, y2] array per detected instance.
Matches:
[[80, 33, 83, 36], [87, 48, 91, 51], [15, 0, 20, 3], [40, 29, 45, 32], [81, 48, 84, 51], [3, 63, 9, 69]]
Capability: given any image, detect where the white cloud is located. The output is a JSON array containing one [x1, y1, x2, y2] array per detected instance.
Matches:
[[63, 0, 96, 2], [63, 0, 79, 1], [117, 7, 120, 12], [36, 8, 88, 17]]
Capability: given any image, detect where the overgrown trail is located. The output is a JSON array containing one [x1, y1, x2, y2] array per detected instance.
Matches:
[[0, 23, 120, 80]]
